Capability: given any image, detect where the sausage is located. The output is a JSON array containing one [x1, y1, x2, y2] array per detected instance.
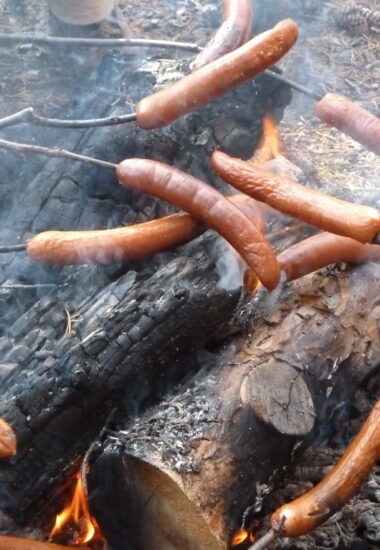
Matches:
[[211, 150, 380, 243], [116, 158, 280, 290], [190, 0, 253, 71], [0, 537, 83, 550], [279, 232, 380, 282], [136, 19, 298, 129], [0, 418, 16, 458], [314, 93, 380, 156], [26, 194, 264, 265], [271, 399, 380, 537]]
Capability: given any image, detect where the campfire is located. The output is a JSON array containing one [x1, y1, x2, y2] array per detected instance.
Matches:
[[0, 1, 379, 550]]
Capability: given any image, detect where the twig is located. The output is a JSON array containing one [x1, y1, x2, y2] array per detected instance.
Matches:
[[0, 107, 137, 129], [0, 33, 202, 52], [0, 283, 57, 290], [0, 138, 117, 169], [247, 517, 285, 550], [0, 244, 27, 253], [265, 70, 323, 101]]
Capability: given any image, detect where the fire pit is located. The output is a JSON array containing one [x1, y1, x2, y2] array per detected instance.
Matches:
[[0, 1, 379, 549]]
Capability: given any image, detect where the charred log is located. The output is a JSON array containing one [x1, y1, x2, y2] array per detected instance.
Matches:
[[88, 262, 380, 550], [0, 252, 239, 524]]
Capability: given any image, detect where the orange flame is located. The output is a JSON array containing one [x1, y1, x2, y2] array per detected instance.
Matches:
[[50, 471, 100, 545], [231, 528, 249, 546], [250, 114, 281, 165]]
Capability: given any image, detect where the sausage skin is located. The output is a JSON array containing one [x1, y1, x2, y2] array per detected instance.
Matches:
[[0, 418, 16, 458], [0, 537, 82, 550], [271, 399, 380, 537], [279, 232, 380, 282], [314, 93, 380, 156], [211, 150, 380, 243], [27, 194, 264, 265], [116, 159, 280, 290], [190, 0, 253, 70], [136, 19, 298, 129]]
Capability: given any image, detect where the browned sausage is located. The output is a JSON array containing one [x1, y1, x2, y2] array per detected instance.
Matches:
[[0, 418, 16, 458], [136, 19, 298, 129], [271, 399, 380, 537], [211, 150, 380, 243], [116, 158, 280, 290], [26, 194, 264, 265], [279, 232, 380, 282], [190, 0, 253, 71], [314, 93, 380, 156], [0, 537, 84, 550]]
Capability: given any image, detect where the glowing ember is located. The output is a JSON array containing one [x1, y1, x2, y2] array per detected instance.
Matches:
[[231, 528, 249, 546], [50, 470, 100, 545], [250, 114, 282, 165]]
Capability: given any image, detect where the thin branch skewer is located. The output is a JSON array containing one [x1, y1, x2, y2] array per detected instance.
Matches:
[[0, 33, 202, 52], [0, 108, 137, 129], [0, 138, 117, 169], [247, 517, 285, 550]]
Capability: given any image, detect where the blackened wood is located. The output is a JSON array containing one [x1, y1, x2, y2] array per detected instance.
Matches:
[[0, 252, 239, 524], [89, 262, 380, 550]]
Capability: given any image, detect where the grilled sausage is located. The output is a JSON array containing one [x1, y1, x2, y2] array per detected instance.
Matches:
[[190, 0, 253, 70], [116, 158, 280, 290], [0, 537, 82, 550], [136, 19, 298, 129], [271, 399, 380, 537], [211, 150, 380, 243], [314, 93, 380, 156], [279, 232, 380, 282], [0, 418, 16, 458], [26, 194, 264, 265]]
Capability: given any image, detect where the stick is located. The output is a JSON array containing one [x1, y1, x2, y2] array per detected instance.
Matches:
[[247, 517, 285, 550], [265, 70, 322, 101], [0, 138, 117, 169], [0, 244, 27, 253], [0, 33, 202, 52], [0, 108, 137, 129]]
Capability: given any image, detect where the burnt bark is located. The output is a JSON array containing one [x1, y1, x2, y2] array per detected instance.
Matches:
[[88, 262, 380, 550], [0, 251, 239, 525]]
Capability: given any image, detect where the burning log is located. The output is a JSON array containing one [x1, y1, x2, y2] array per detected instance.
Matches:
[[88, 261, 380, 549], [0, 251, 239, 524]]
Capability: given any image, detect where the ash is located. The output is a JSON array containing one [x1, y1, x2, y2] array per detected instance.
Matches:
[[117, 368, 222, 473]]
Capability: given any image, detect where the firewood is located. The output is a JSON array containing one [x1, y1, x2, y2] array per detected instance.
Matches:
[[88, 262, 380, 550], [0, 251, 239, 524]]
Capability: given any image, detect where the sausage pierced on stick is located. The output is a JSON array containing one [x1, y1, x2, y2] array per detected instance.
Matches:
[[116, 159, 280, 290], [270, 399, 380, 538], [190, 0, 253, 71], [26, 194, 264, 265], [136, 19, 298, 129], [0, 418, 17, 457], [211, 150, 380, 243], [314, 93, 380, 157], [279, 232, 380, 282]]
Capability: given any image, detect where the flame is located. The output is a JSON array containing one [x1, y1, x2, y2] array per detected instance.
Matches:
[[231, 528, 249, 546], [250, 114, 281, 164], [50, 470, 100, 545]]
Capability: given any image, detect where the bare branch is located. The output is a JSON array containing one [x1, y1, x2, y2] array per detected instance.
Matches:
[[0, 138, 117, 169], [0, 107, 137, 130], [247, 517, 285, 550], [0, 33, 202, 53]]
